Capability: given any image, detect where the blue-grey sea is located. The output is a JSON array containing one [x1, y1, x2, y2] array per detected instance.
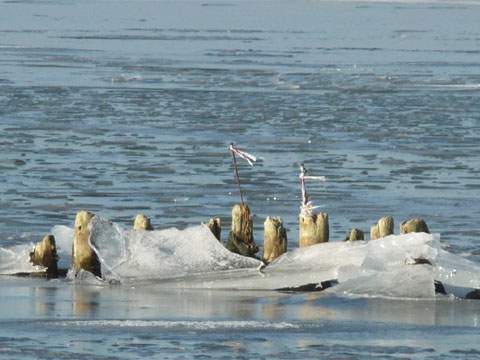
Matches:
[[1, 0, 480, 358]]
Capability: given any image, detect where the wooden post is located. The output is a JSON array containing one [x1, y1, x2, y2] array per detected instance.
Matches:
[[370, 224, 380, 240], [345, 228, 364, 241], [263, 217, 287, 264], [226, 203, 258, 257], [72, 210, 101, 277], [207, 217, 221, 241], [378, 216, 394, 238], [299, 212, 329, 247], [298, 164, 328, 247], [133, 213, 153, 230], [29, 234, 58, 277], [370, 216, 394, 240], [400, 218, 430, 234]]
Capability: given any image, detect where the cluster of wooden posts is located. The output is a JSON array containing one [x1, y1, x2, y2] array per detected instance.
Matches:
[[26, 146, 431, 279], [17, 145, 480, 299], [28, 211, 156, 278], [205, 203, 431, 264], [26, 204, 430, 279]]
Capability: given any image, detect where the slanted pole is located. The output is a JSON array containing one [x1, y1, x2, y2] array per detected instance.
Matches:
[[300, 164, 308, 207], [231, 149, 244, 205]]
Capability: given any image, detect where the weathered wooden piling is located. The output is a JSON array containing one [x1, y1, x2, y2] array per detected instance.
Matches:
[[263, 217, 287, 264], [29, 234, 58, 277], [297, 164, 328, 248], [133, 213, 153, 231], [207, 217, 221, 241], [226, 204, 258, 257], [370, 216, 394, 240], [378, 216, 394, 238], [299, 212, 329, 247], [345, 228, 364, 241], [370, 224, 380, 240], [400, 218, 430, 234], [72, 210, 101, 277]]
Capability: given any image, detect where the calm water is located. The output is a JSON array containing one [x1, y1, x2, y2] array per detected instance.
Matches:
[[1, 0, 480, 358]]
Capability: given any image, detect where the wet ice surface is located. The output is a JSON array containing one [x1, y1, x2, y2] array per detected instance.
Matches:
[[1, 0, 480, 358]]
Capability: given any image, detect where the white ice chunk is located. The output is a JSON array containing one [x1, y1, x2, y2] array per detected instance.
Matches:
[[0, 244, 41, 274], [433, 248, 480, 289], [361, 233, 438, 271], [88, 216, 263, 281], [0, 226, 74, 275], [86, 219, 480, 299], [5, 216, 479, 301], [51, 225, 74, 270], [332, 266, 435, 299]]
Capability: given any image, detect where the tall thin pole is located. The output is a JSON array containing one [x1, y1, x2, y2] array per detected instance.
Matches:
[[231, 150, 244, 205], [300, 164, 308, 206]]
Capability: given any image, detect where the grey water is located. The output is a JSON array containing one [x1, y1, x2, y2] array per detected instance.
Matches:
[[1, 0, 480, 358]]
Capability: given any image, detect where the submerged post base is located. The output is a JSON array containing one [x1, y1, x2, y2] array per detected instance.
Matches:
[[73, 210, 101, 277], [345, 228, 364, 241], [226, 204, 258, 257], [29, 234, 59, 277]]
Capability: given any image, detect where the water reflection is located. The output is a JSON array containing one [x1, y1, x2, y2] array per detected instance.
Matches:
[[34, 285, 58, 318], [1, 277, 480, 328], [72, 286, 100, 318], [302, 294, 480, 327], [297, 293, 337, 321], [45, 284, 480, 327]]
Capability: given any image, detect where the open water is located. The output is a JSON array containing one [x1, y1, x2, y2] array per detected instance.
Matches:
[[1, 0, 480, 358]]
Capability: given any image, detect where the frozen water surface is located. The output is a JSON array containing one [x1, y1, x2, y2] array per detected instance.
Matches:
[[1, 0, 480, 357]]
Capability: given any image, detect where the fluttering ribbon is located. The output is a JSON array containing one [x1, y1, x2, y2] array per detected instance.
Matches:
[[299, 164, 326, 217], [229, 143, 257, 205], [229, 143, 257, 166]]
